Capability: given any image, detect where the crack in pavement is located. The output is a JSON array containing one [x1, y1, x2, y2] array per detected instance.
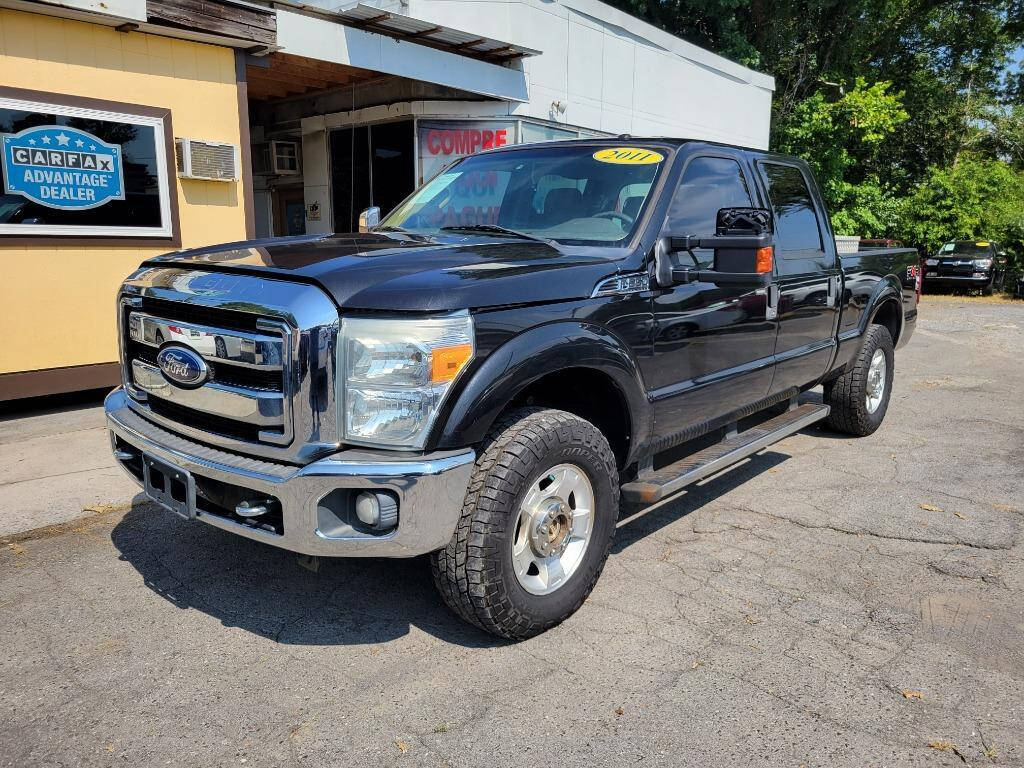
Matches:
[[741, 506, 1015, 551]]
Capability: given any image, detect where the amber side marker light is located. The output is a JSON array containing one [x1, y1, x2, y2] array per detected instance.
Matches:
[[756, 246, 774, 274], [431, 343, 473, 383]]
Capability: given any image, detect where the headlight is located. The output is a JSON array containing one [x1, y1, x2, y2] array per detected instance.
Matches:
[[973, 258, 993, 268], [339, 313, 474, 449], [925, 258, 939, 266]]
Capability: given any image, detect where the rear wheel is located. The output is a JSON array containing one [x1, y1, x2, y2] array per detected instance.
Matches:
[[431, 408, 619, 639], [822, 324, 894, 436]]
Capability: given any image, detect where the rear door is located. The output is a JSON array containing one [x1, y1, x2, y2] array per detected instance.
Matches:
[[643, 151, 778, 441], [755, 160, 841, 394]]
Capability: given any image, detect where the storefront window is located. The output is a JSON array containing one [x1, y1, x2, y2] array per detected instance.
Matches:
[[417, 120, 517, 184], [330, 120, 415, 231], [520, 122, 579, 144], [0, 95, 174, 238]]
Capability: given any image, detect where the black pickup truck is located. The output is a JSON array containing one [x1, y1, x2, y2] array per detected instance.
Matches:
[[105, 139, 918, 638]]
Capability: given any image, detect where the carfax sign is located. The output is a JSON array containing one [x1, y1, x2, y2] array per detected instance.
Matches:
[[1, 125, 124, 210]]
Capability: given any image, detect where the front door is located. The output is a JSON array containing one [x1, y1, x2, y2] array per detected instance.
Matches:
[[755, 161, 841, 394], [274, 187, 306, 237], [642, 153, 778, 444]]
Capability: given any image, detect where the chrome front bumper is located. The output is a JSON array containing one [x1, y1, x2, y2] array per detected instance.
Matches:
[[923, 274, 992, 285], [105, 388, 475, 557]]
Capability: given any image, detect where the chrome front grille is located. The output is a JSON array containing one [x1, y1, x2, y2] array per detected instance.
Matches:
[[126, 312, 291, 444], [118, 267, 340, 463]]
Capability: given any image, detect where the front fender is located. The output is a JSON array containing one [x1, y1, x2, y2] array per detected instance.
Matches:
[[432, 321, 651, 464]]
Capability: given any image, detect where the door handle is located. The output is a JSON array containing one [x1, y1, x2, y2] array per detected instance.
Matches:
[[826, 275, 841, 307], [766, 284, 780, 320]]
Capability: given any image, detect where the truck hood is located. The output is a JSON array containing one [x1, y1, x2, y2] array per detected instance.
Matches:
[[144, 233, 623, 312]]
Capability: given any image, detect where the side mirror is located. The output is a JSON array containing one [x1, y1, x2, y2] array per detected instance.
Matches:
[[653, 207, 774, 288], [358, 206, 380, 233]]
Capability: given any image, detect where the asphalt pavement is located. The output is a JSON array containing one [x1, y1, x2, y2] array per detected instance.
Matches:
[[1, 296, 1022, 767]]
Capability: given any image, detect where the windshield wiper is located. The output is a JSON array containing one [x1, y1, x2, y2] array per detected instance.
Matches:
[[373, 225, 408, 233], [440, 224, 559, 249]]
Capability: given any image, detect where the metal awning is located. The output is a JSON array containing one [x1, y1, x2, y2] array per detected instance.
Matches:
[[299, 2, 540, 62]]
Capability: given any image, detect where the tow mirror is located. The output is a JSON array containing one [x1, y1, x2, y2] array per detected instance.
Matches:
[[358, 206, 381, 232], [654, 207, 774, 288]]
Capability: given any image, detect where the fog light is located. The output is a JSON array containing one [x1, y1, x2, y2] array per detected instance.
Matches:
[[354, 491, 398, 530]]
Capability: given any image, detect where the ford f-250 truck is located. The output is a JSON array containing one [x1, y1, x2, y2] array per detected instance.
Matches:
[[105, 139, 918, 639]]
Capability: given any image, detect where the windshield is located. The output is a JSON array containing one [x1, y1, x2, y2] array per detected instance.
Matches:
[[939, 241, 994, 255], [379, 144, 668, 244]]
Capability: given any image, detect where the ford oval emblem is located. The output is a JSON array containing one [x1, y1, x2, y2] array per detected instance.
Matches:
[[156, 345, 209, 389]]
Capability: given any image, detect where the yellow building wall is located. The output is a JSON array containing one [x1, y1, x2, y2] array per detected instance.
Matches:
[[0, 8, 248, 375]]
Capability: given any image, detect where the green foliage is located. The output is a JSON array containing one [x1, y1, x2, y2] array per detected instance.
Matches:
[[775, 80, 909, 184], [828, 181, 908, 239], [773, 79, 909, 235], [903, 158, 1024, 257], [974, 104, 1024, 169], [601, 0, 1024, 284]]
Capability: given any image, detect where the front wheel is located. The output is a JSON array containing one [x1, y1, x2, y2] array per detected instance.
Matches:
[[822, 324, 894, 436], [431, 408, 619, 639]]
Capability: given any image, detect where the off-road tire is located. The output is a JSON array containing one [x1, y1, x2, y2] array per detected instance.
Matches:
[[430, 407, 619, 639], [822, 324, 894, 436]]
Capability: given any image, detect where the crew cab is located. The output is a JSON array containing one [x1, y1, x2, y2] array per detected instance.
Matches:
[[105, 139, 918, 638], [923, 240, 1007, 295]]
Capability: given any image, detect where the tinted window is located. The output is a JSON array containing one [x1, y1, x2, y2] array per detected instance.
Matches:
[[761, 163, 822, 254], [665, 156, 752, 265]]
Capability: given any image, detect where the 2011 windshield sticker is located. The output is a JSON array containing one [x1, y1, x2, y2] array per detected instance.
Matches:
[[592, 147, 664, 165], [1, 125, 125, 210]]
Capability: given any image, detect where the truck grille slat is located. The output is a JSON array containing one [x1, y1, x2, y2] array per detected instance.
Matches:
[[139, 296, 265, 333], [127, 341, 283, 392]]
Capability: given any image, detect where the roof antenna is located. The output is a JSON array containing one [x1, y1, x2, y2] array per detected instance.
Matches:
[[617, 133, 632, 139]]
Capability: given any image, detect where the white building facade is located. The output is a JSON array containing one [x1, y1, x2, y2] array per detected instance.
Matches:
[[251, 0, 775, 236]]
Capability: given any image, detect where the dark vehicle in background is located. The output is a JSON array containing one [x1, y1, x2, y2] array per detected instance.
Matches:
[[923, 240, 1007, 295], [104, 139, 918, 638]]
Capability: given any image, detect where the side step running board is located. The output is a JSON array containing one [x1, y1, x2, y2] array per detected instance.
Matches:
[[621, 403, 830, 504]]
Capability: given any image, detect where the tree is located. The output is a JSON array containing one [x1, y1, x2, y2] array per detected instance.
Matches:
[[773, 79, 909, 235], [603, 0, 1024, 275], [903, 158, 1024, 257]]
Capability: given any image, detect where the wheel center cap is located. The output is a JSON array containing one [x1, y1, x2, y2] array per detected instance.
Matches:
[[530, 500, 573, 558]]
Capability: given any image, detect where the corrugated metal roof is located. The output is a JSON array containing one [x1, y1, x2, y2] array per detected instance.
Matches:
[[328, 2, 540, 60]]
